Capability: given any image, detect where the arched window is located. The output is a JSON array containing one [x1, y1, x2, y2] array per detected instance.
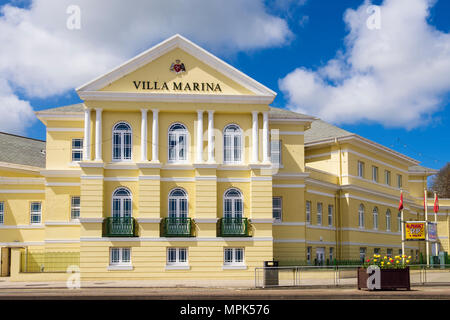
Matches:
[[358, 204, 365, 228], [112, 187, 132, 217], [373, 207, 378, 230], [224, 188, 243, 218], [386, 209, 391, 231], [397, 212, 402, 232], [168, 188, 188, 218], [168, 123, 188, 162], [112, 122, 132, 161], [223, 124, 242, 164]]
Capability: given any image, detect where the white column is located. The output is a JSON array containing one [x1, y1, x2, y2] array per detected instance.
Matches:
[[151, 109, 159, 162], [141, 109, 148, 162], [252, 111, 259, 163], [207, 110, 215, 163], [262, 111, 269, 163], [197, 110, 204, 163], [94, 108, 102, 161], [83, 108, 91, 161]]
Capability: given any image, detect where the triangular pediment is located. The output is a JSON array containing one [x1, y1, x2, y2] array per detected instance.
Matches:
[[76, 34, 276, 104]]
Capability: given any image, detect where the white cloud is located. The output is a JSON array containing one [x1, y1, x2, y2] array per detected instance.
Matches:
[[279, 0, 450, 129], [0, 80, 35, 135], [0, 0, 293, 134]]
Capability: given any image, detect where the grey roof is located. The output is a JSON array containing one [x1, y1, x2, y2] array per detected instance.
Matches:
[[37, 103, 84, 113], [269, 107, 315, 121], [304, 119, 353, 144], [0, 132, 46, 168], [408, 165, 438, 174]]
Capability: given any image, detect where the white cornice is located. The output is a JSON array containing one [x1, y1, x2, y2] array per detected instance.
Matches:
[[76, 34, 276, 98]]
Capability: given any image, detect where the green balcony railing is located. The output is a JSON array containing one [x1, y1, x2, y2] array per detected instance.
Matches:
[[162, 217, 193, 237], [219, 217, 251, 237], [103, 217, 137, 237]]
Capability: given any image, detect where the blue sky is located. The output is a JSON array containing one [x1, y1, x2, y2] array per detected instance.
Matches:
[[0, 0, 449, 171]]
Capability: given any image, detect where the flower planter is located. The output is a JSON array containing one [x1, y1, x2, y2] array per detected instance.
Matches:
[[357, 267, 410, 290]]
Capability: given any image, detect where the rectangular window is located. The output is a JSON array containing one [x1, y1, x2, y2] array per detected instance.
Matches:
[[306, 201, 311, 224], [224, 248, 244, 265], [0, 202, 3, 224], [372, 166, 378, 182], [30, 202, 41, 224], [167, 248, 188, 265], [328, 205, 333, 226], [329, 247, 334, 262], [317, 203, 323, 225], [374, 248, 380, 255], [397, 174, 402, 188], [71, 196, 80, 220], [385, 170, 391, 185], [110, 248, 131, 266], [270, 140, 281, 165], [360, 247, 366, 262], [71, 139, 83, 162], [272, 197, 282, 222], [358, 161, 365, 178], [387, 249, 393, 257], [307, 247, 312, 264]]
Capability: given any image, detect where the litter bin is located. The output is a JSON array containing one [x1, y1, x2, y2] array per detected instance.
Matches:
[[263, 260, 279, 286]]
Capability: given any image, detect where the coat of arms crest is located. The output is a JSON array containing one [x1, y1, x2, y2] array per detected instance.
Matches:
[[170, 59, 186, 74]]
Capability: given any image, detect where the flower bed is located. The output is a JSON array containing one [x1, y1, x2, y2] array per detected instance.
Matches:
[[357, 255, 411, 290]]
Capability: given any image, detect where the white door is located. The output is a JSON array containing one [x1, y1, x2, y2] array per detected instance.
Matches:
[[316, 247, 325, 265]]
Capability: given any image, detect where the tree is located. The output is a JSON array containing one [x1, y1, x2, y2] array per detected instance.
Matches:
[[430, 162, 450, 198]]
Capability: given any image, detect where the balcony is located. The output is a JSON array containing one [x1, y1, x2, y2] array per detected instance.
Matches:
[[161, 217, 193, 237], [103, 217, 137, 237], [218, 217, 251, 237]]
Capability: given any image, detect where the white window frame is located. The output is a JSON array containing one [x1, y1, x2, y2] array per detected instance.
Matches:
[[397, 212, 402, 232], [168, 188, 188, 218], [109, 247, 132, 270], [166, 248, 189, 268], [71, 196, 80, 220], [397, 174, 402, 188], [168, 123, 189, 163], [358, 204, 365, 228], [372, 166, 378, 182], [223, 248, 245, 268], [270, 139, 281, 166], [387, 249, 393, 257], [385, 170, 391, 185], [328, 204, 333, 227], [317, 202, 323, 225], [357, 161, 365, 178], [306, 201, 311, 224], [30, 202, 41, 224], [0, 201, 4, 224], [71, 138, 83, 162], [272, 197, 282, 222], [329, 247, 334, 262], [112, 122, 132, 162], [372, 207, 378, 230], [386, 209, 391, 231], [223, 188, 243, 219], [223, 124, 243, 164], [112, 188, 132, 218]]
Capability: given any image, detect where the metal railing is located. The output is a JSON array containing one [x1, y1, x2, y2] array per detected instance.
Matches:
[[218, 217, 251, 237], [103, 217, 137, 237], [255, 264, 450, 288], [21, 251, 80, 273], [162, 217, 193, 237]]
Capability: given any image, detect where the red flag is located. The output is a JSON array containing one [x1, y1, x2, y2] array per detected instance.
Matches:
[[398, 191, 404, 211], [434, 193, 439, 214]]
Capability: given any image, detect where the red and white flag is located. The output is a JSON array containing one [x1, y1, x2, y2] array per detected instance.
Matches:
[[434, 193, 439, 214], [398, 191, 404, 211]]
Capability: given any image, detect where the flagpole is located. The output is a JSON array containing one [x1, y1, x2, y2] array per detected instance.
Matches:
[[425, 189, 429, 267], [400, 190, 405, 264], [434, 192, 438, 257]]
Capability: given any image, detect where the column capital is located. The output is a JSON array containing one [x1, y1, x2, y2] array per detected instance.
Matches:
[[207, 110, 215, 114], [95, 108, 103, 112], [141, 108, 148, 114], [152, 109, 159, 114], [252, 111, 259, 116], [197, 110, 204, 115]]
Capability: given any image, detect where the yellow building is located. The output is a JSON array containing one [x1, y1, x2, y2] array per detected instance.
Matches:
[[0, 34, 448, 281]]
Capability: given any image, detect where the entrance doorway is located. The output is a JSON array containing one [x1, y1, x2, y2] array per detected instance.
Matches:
[[316, 247, 325, 265], [1, 247, 11, 277]]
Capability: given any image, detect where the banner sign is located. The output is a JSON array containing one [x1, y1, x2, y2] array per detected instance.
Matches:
[[428, 222, 437, 242], [405, 222, 426, 241]]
